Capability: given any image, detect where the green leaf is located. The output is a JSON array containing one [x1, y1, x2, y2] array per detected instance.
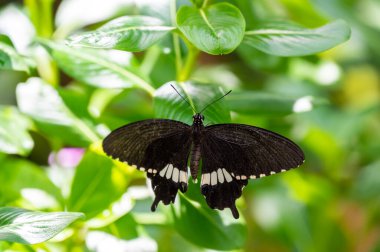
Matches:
[[0, 157, 64, 207], [226, 91, 323, 116], [0, 207, 84, 244], [154, 82, 231, 125], [0, 35, 34, 73], [0, 106, 33, 156], [16, 77, 99, 146], [67, 16, 175, 52], [172, 182, 247, 250], [38, 39, 155, 94], [100, 213, 139, 240], [68, 151, 126, 219], [177, 3, 246, 55], [136, 0, 171, 25], [244, 20, 351, 56]]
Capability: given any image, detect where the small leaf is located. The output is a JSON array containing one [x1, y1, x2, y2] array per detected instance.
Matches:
[[244, 20, 351, 56], [177, 3, 245, 55], [0, 207, 84, 244], [38, 39, 154, 94], [154, 82, 230, 125], [67, 16, 175, 52], [0, 35, 34, 73], [0, 106, 33, 156], [16, 77, 99, 145], [68, 151, 127, 218]]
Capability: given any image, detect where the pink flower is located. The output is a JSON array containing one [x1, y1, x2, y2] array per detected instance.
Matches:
[[48, 148, 85, 168]]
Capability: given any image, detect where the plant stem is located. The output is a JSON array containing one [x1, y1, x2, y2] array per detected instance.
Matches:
[[25, 0, 59, 86], [179, 47, 199, 82], [24, 0, 54, 38], [170, 0, 183, 80], [202, 0, 210, 8]]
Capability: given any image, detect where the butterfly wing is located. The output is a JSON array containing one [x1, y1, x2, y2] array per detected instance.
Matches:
[[200, 124, 304, 218], [103, 119, 192, 210]]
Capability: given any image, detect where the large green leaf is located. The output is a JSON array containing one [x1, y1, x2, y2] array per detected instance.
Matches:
[[0, 35, 34, 73], [154, 82, 231, 125], [0, 106, 33, 156], [16, 77, 99, 146], [172, 182, 247, 250], [177, 3, 245, 55], [38, 39, 154, 94], [67, 16, 175, 52], [0, 207, 84, 244], [68, 151, 126, 219], [243, 20, 351, 56]]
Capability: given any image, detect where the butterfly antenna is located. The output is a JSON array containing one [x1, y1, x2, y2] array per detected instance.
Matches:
[[200, 90, 232, 113], [170, 84, 196, 114]]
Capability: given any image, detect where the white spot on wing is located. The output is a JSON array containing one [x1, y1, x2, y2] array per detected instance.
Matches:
[[211, 171, 217, 186], [260, 174, 266, 178], [250, 175, 256, 179], [241, 175, 247, 180], [166, 164, 173, 179], [172, 168, 179, 182], [270, 171, 275, 175], [148, 168, 152, 173], [236, 175, 241, 180], [140, 167, 145, 171], [159, 165, 168, 177], [217, 169, 224, 183], [281, 169, 286, 172], [222, 168, 232, 182], [202, 173, 210, 185]]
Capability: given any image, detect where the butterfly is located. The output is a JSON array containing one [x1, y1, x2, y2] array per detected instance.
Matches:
[[102, 87, 305, 219]]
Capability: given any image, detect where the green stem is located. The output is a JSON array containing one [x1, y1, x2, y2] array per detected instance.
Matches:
[[25, 0, 58, 86], [24, 0, 54, 38], [179, 47, 199, 82], [170, 0, 183, 80], [202, 0, 210, 8]]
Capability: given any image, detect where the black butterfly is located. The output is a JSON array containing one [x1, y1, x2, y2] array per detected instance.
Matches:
[[103, 89, 304, 219]]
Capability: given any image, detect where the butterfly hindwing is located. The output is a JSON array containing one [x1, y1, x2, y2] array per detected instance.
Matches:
[[200, 132, 248, 218], [200, 124, 304, 218], [103, 119, 192, 210]]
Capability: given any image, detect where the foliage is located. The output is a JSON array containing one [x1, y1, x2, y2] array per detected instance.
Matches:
[[0, 0, 379, 251]]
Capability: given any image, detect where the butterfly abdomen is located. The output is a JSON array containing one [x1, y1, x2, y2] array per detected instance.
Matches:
[[190, 142, 201, 181]]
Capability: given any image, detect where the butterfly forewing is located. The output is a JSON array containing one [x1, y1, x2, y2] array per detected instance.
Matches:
[[103, 119, 192, 210]]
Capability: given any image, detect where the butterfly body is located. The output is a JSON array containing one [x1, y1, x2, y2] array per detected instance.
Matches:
[[190, 113, 204, 181], [103, 113, 304, 219]]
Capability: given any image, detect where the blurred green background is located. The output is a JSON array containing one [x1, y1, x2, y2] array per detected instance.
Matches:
[[1, 0, 380, 251]]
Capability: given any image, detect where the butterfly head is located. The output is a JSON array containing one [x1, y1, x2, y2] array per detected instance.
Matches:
[[193, 113, 204, 126]]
